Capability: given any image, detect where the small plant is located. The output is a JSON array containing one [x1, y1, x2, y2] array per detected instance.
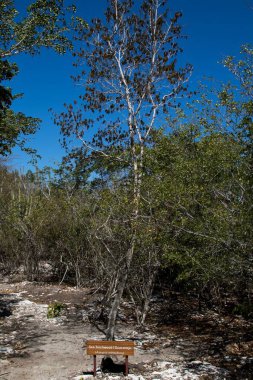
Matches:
[[232, 302, 253, 319], [47, 302, 65, 318]]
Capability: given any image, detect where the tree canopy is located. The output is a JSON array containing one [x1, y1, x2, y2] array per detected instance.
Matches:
[[0, 0, 77, 156], [0, 0, 252, 342], [55, 0, 192, 339]]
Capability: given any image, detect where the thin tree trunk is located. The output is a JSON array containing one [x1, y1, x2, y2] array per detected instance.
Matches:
[[106, 268, 128, 340], [140, 268, 156, 326], [106, 242, 135, 340]]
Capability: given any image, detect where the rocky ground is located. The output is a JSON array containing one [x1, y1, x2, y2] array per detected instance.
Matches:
[[0, 279, 252, 379]]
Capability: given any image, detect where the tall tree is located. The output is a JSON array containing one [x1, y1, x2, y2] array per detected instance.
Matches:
[[0, 0, 78, 156], [147, 46, 253, 307], [220, 45, 253, 301], [56, 0, 191, 339]]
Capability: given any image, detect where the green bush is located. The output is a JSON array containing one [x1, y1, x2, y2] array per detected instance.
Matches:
[[232, 302, 253, 319], [47, 302, 65, 318]]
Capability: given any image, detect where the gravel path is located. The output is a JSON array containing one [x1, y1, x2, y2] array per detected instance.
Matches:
[[0, 281, 230, 379]]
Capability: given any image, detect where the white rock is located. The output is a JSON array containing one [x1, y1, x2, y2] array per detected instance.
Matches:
[[0, 346, 14, 354], [127, 375, 145, 380]]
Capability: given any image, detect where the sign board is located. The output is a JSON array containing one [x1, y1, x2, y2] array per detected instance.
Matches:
[[86, 340, 135, 356]]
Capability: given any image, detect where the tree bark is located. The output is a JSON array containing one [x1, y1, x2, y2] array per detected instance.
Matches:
[[106, 243, 135, 340]]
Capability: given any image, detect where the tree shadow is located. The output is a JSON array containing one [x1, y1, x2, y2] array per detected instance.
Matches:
[[0, 293, 19, 317], [101, 357, 126, 374]]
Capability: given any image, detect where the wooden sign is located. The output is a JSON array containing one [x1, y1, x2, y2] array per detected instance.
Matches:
[[86, 340, 135, 356]]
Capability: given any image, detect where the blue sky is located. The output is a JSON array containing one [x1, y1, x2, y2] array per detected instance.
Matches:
[[9, 0, 253, 172]]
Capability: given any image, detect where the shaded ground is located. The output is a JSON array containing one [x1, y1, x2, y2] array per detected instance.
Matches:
[[0, 280, 252, 379], [150, 293, 253, 379]]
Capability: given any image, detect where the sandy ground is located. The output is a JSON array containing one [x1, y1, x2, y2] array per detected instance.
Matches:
[[1, 326, 87, 379], [0, 281, 185, 380], [0, 280, 250, 379]]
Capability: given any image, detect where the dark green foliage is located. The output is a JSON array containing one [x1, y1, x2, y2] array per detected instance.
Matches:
[[0, 0, 78, 156], [0, 0, 76, 57], [232, 303, 253, 319]]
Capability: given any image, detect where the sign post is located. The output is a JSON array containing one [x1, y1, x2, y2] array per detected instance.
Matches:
[[125, 355, 128, 376], [86, 340, 135, 376], [93, 354, 96, 377]]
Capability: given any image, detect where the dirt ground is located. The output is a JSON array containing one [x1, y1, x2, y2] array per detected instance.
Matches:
[[0, 280, 252, 379], [0, 281, 184, 380]]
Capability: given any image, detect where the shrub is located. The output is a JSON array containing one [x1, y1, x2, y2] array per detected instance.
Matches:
[[47, 302, 65, 318]]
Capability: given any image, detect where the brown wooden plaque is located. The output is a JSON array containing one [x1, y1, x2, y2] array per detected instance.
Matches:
[[86, 340, 135, 356]]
